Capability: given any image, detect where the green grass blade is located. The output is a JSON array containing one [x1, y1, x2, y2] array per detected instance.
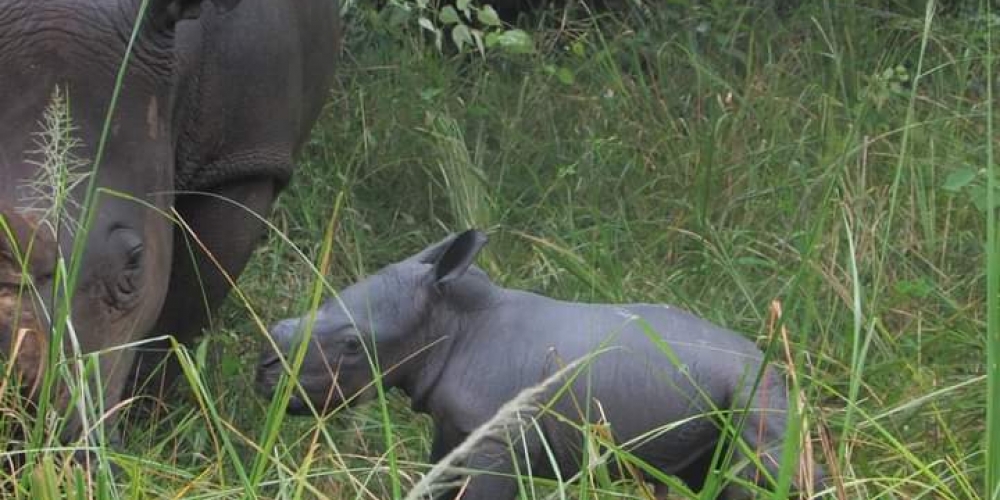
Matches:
[[247, 192, 345, 494], [986, 0, 998, 497]]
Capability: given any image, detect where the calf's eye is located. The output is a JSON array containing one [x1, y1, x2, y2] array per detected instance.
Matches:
[[342, 336, 363, 355]]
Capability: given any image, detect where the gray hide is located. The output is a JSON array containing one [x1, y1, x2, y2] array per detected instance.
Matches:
[[0, 0, 339, 443]]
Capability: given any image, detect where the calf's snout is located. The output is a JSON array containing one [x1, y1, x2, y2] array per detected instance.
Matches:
[[255, 318, 301, 388], [255, 317, 320, 416], [268, 318, 301, 350], [263, 317, 304, 358]]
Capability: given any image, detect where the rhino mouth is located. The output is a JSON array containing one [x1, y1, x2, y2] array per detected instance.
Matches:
[[257, 349, 368, 415], [285, 394, 312, 415], [259, 385, 347, 416], [283, 381, 350, 416], [0, 323, 47, 399], [287, 392, 350, 416], [255, 363, 348, 416], [0, 266, 51, 401], [0, 209, 54, 401]]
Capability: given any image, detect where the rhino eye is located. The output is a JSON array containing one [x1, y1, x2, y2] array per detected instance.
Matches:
[[107, 228, 145, 308], [117, 245, 143, 296], [342, 336, 363, 356]]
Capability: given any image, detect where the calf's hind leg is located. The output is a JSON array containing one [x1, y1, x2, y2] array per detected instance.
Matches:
[[675, 447, 718, 495], [718, 368, 822, 500]]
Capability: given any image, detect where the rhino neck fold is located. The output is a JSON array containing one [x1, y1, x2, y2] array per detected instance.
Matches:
[[398, 287, 504, 414]]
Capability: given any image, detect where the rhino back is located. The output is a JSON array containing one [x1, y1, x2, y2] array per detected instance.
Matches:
[[431, 291, 771, 473], [173, 0, 340, 191]]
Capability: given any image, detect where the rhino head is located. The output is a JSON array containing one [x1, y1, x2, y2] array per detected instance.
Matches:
[[257, 230, 491, 415], [0, 0, 239, 414]]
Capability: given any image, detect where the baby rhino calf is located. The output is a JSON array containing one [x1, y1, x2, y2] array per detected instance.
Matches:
[[256, 230, 823, 499]]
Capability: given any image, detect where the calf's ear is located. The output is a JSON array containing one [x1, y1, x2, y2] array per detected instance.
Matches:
[[409, 233, 459, 264], [432, 230, 488, 286]]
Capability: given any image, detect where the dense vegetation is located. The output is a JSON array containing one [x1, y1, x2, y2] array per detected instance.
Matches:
[[1, 1, 996, 498]]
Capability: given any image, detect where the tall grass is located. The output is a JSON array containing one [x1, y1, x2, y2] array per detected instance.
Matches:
[[984, 0, 998, 497]]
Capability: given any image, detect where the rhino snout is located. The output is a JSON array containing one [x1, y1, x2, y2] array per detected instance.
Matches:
[[259, 318, 304, 365], [256, 319, 300, 390], [285, 395, 312, 415], [269, 318, 301, 347]]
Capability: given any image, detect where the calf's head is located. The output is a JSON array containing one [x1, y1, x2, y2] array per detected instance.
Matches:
[[0, 0, 239, 398], [257, 230, 490, 415]]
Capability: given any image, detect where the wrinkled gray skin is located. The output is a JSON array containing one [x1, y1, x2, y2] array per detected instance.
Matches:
[[0, 0, 339, 442], [257, 230, 824, 499]]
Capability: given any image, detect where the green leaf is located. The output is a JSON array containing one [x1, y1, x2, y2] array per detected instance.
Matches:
[[471, 28, 486, 57], [418, 16, 437, 32], [222, 352, 240, 377], [489, 29, 534, 54], [969, 185, 1000, 212], [485, 31, 500, 47], [456, 0, 471, 15], [894, 278, 933, 299], [420, 87, 443, 101], [387, 5, 411, 27], [433, 29, 443, 52], [556, 66, 575, 85], [439, 6, 461, 25], [942, 168, 977, 192], [452, 24, 472, 51], [478, 5, 502, 26], [195, 338, 209, 368]]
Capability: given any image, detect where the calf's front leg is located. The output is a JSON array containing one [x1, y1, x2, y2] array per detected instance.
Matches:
[[426, 427, 542, 500], [449, 439, 527, 500]]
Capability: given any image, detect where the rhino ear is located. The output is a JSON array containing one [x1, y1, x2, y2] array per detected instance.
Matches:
[[407, 233, 459, 265], [152, 0, 242, 24], [432, 230, 488, 286]]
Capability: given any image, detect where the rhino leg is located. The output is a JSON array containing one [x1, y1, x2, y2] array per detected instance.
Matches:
[[126, 178, 278, 401], [429, 422, 465, 462], [675, 447, 716, 493], [426, 425, 541, 500], [652, 483, 670, 500], [718, 368, 819, 500], [451, 438, 526, 500]]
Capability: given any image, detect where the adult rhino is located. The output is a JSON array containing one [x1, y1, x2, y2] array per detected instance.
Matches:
[[0, 0, 340, 442]]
